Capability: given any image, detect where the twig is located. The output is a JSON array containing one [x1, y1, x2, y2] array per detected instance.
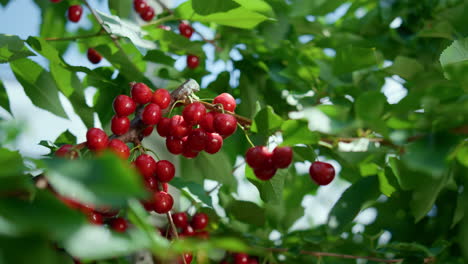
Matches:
[[166, 212, 188, 264], [45, 30, 105, 41]]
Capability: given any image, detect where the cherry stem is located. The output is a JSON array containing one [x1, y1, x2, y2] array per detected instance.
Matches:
[[238, 123, 255, 147], [165, 212, 188, 264], [197, 100, 252, 127], [142, 14, 177, 28]]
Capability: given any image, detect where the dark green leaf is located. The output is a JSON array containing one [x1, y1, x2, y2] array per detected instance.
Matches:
[[250, 106, 283, 136], [0, 0, 10, 7], [0, 148, 25, 178], [0, 34, 35, 63], [386, 56, 424, 80], [143, 49, 176, 65], [0, 80, 11, 114], [281, 120, 320, 146], [170, 177, 213, 207], [246, 166, 286, 204], [227, 200, 265, 226], [291, 0, 343, 16], [192, 0, 240, 16], [54, 130, 77, 145], [108, 0, 132, 18], [355, 90, 386, 121], [333, 46, 382, 75]]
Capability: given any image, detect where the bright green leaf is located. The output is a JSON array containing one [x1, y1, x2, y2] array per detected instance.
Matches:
[[386, 56, 424, 80], [281, 119, 320, 146], [192, 0, 240, 16], [250, 106, 283, 135], [0, 34, 35, 63], [355, 91, 386, 121], [0, 80, 11, 114]]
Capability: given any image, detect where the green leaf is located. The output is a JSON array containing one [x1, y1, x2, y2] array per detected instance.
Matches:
[[146, 28, 204, 56], [355, 90, 386, 121], [292, 145, 317, 162], [0, 34, 35, 63], [327, 176, 381, 235], [234, 0, 273, 15], [250, 106, 283, 135], [457, 144, 468, 167], [45, 153, 146, 207], [170, 177, 213, 207], [227, 200, 266, 226], [333, 46, 382, 75], [237, 75, 259, 119], [0, 0, 10, 7], [0, 80, 11, 114], [175, 1, 269, 29], [440, 37, 468, 69], [143, 50, 176, 65], [54, 130, 77, 145], [386, 56, 424, 80], [246, 166, 286, 204], [33, 0, 68, 40], [108, 0, 132, 18], [0, 148, 25, 178], [192, 0, 240, 16], [291, 0, 344, 16], [10, 58, 68, 118], [281, 120, 320, 146]]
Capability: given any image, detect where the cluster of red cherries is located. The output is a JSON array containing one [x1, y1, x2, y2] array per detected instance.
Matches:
[[133, 0, 155, 22]]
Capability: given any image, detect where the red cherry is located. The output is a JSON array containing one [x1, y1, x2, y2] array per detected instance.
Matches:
[[234, 253, 249, 264], [113, 95, 136, 117], [247, 258, 259, 264], [111, 115, 130, 135], [183, 102, 206, 125], [142, 126, 154, 137], [131, 83, 153, 104], [50, 0, 62, 3], [182, 225, 195, 236], [140, 5, 154, 21], [155, 160, 175, 182], [166, 136, 184, 155], [195, 230, 210, 239], [58, 196, 82, 210], [142, 103, 161, 125], [135, 154, 157, 178], [272, 146, 293, 169], [110, 217, 128, 232], [213, 113, 237, 137], [182, 145, 199, 159], [309, 161, 335, 186], [172, 212, 188, 229], [68, 5, 83, 23], [170, 115, 191, 138], [88, 212, 104, 225], [161, 182, 168, 192], [97, 207, 119, 218], [55, 144, 78, 159], [253, 167, 276, 181], [200, 112, 216, 133], [152, 89, 171, 109], [178, 253, 193, 264], [141, 200, 154, 211], [144, 176, 158, 191], [157, 117, 171, 137], [213, 93, 236, 112], [245, 146, 272, 169], [186, 128, 207, 152], [187, 55, 199, 69], [204, 133, 223, 154], [87, 48, 102, 64], [191, 212, 208, 230], [178, 22, 194, 38], [107, 139, 130, 159], [153, 191, 174, 214], [86, 128, 108, 151], [133, 0, 148, 13]]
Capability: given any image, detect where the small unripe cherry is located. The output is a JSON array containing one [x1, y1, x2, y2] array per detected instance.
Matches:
[[153, 191, 174, 214], [187, 55, 199, 69], [178, 22, 194, 38], [272, 146, 293, 169], [111, 115, 130, 135], [166, 136, 184, 155], [172, 212, 188, 229], [254, 167, 276, 181], [157, 117, 171, 137], [110, 217, 128, 232], [107, 139, 130, 159], [155, 160, 175, 182], [204, 133, 223, 154], [113, 95, 136, 117], [87, 48, 102, 64], [213, 113, 237, 137], [142, 103, 161, 125], [142, 126, 154, 137], [183, 102, 206, 125], [68, 5, 83, 23], [131, 82, 153, 104], [152, 89, 171, 109], [245, 146, 272, 169], [86, 128, 108, 151], [191, 212, 208, 230], [213, 93, 236, 112], [200, 112, 216, 133], [135, 154, 157, 178], [309, 161, 335, 186], [133, 0, 148, 13], [170, 115, 191, 138], [140, 5, 154, 21], [186, 128, 207, 152], [234, 253, 249, 264]]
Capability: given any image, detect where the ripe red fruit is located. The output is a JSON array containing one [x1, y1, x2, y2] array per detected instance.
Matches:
[[55, 144, 77, 159], [191, 212, 208, 230], [204, 133, 223, 154], [140, 5, 154, 21], [200, 112, 216, 132], [183, 102, 206, 125], [247, 258, 259, 264], [172, 212, 188, 229], [141, 200, 154, 211], [178, 253, 193, 264], [87, 48, 102, 64], [142, 126, 154, 137], [142, 103, 161, 125], [88, 212, 104, 225], [182, 145, 199, 159], [157, 117, 171, 137], [272, 146, 293, 169], [187, 55, 199, 69], [234, 253, 249, 264], [135, 154, 157, 178], [86, 128, 108, 151], [213, 113, 237, 137], [155, 160, 175, 182], [68, 5, 83, 23], [50, 0, 62, 3], [110, 217, 128, 232], [111, 115, 130, 135], [107, 139, 130, 159], [254, 167, 276, 181], [245, 146, 272, 169], [178, 22, 194, 38], [152, 89, 171, 109], [182, 225, 195, 236], [195, 230, 210, 239], [131, 83, 153, 104], [213, 93, 236, 112], [186, 129, 207, 152], [144, 176, 158, 191], [166, 136, 184, 155], [113, 95, 136, 117], [153, 191, 174, 214], [133, 0, 148, 13], [309, 161, 335, 186], [170, 115, 191, 138]]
